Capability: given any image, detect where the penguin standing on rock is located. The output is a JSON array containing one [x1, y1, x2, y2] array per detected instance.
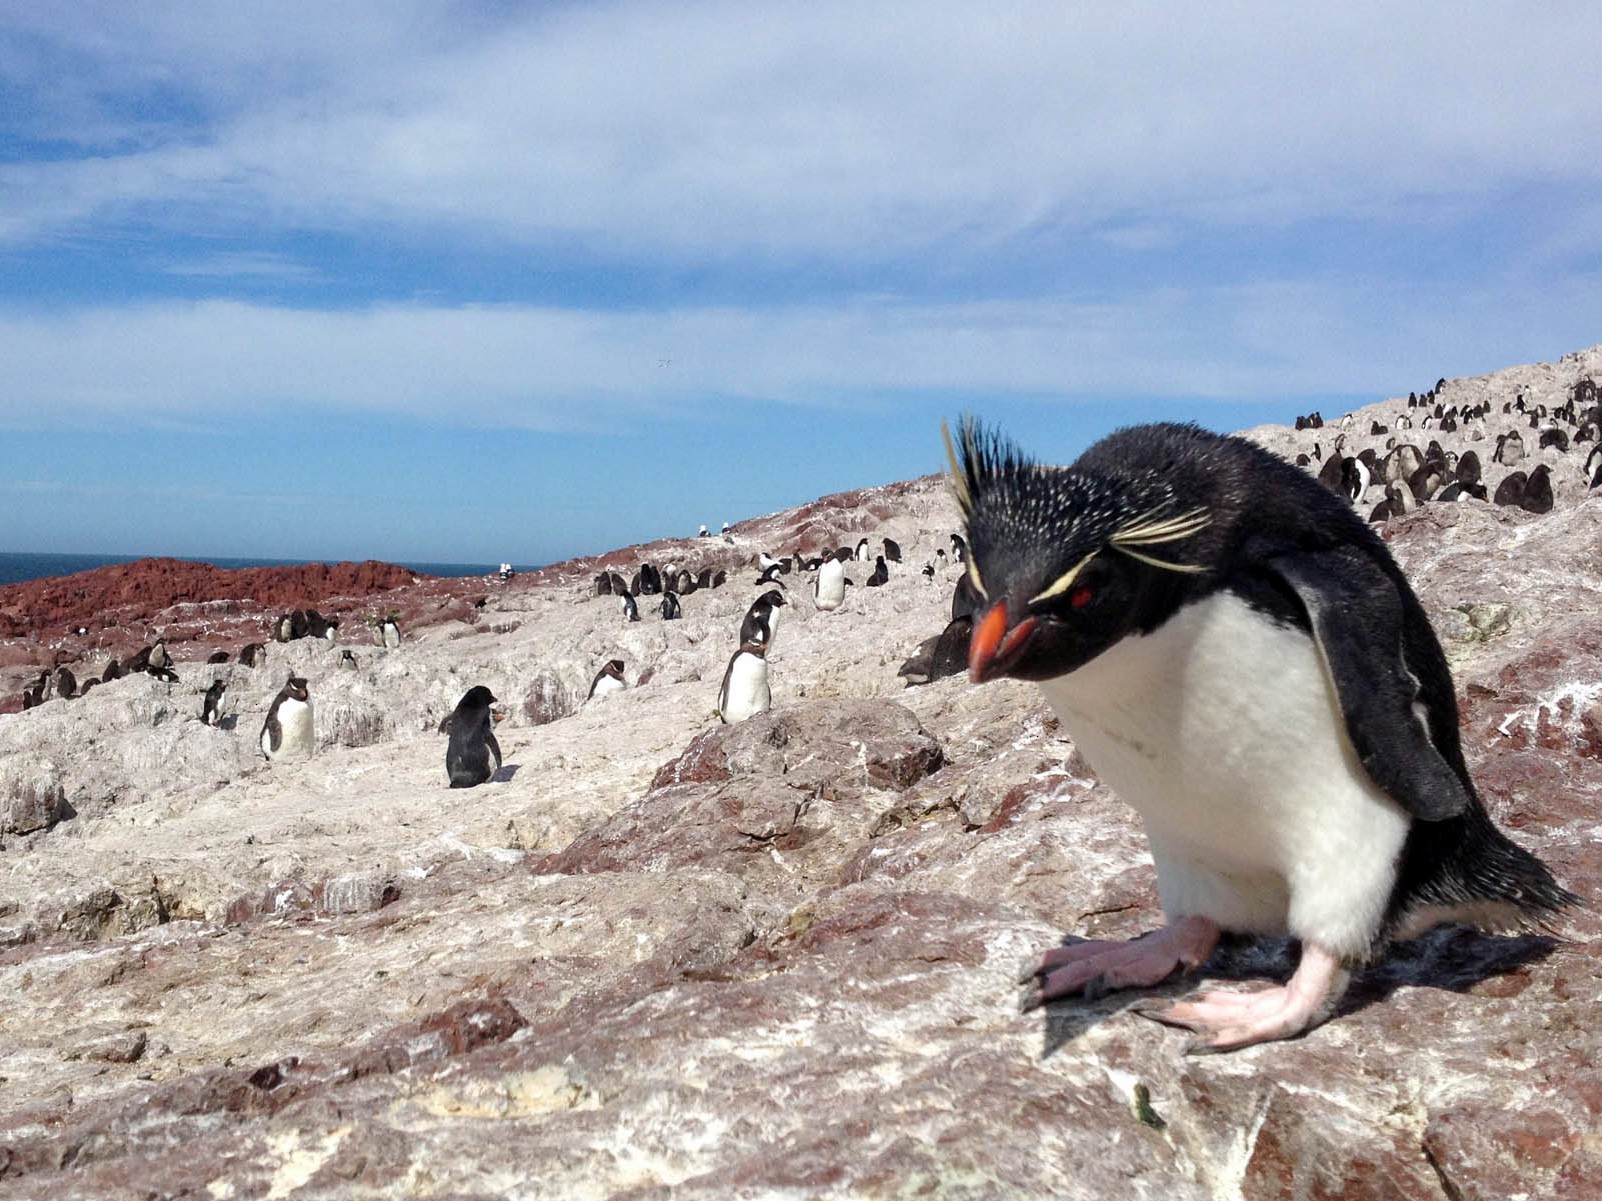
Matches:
[[445, 685, 502, 788], [739, 589, 787, 647], [716, 642, 771, 723], [621, 592, 639, 622], [380, 615, 402, 648], [260, 673, 314, 761], [950, 418, 1576, 1052], [813, 556, 847, 611], [660, 590, 682, 620], [200, 678, 226, 726], [588, 659, 627, 699]]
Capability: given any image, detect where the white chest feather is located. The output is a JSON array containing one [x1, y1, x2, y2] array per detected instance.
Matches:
[[591, 676, 625, 698], [1037, 591, 1409, 958], [264, 696, 315, 759], [720, 655, 771, 722]]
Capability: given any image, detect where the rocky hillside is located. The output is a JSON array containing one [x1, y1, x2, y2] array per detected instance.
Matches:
[[1, 349, 1599, 1199]]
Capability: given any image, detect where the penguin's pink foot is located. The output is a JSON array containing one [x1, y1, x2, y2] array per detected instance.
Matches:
[[1019, 915, 1221, 1011], [1136, 941, 1350, 1053]]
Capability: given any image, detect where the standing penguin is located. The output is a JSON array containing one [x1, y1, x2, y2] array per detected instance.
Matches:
[[621, 592, 639, 622], [716, 642, 771, 723], [239, 642, 267, 668], [445, 685, 502, 788], [660, 590, 682, 620], [260, 673, 314, 761], [380, 615, 402, 648], [812, 556, 847, 611], [951, 418, 1575, 1051], [588, 659, 627, 699], [200, 678, 227, 727], [739, 589, 787, 647]]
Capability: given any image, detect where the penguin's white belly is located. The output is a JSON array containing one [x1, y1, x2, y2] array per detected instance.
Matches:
[[591, 677, 625, 699], [265, 697, 315, 759], [721, 656, 771, 723], [815, 564, 846, 610], [1038, 590, 1409, 959]]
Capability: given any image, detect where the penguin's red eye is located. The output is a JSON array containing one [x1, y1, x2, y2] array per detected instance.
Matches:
[[1069, 585, 1094, 609]]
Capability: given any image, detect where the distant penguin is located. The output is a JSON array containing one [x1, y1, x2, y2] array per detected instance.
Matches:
[[866, 555, 889, 587], [260, 673, 314, 761], [621, 592, 639, 622], [699, 523, 710, 537], [239, 642, 266, 668], [721, 521, 732, 534], [201, 678, 226, 726], [740, 589, 787, 647], [588, 659, 627, 699], [207, 649, 230, 664], [854, 538, 871, 562], [148, 639, 171, 671], [52, 665, 77, 700], [594, 572, 615, 596], [883, 538, 902, 563], [339, 649, 358, 669], [920, 562, 935, 580], [813, 556, 847, 611], [101, 658, 124, 683], [756, 562, 784, 585], [445, 685, 502, 788], [716, 642, 771, 724], [949, 533, 968, 563], [660, 590, 682, 620], [380, 616, 402, 648], [1493, 470, 1527, 508]]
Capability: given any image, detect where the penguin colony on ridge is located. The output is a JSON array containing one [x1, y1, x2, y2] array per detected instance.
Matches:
[[951, 417, 1576, 1051]]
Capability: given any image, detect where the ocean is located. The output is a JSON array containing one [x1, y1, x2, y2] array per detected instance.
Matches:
[[0, 551, 535, 588]]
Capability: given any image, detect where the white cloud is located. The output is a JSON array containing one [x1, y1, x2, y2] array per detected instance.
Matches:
[[3, 3, 1600, 261]]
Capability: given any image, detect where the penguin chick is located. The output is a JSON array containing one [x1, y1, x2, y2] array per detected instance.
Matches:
[[445, 685, 502, 788], [950, 418, 1576, 1053]]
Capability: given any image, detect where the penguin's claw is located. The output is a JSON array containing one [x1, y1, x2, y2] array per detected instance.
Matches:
[[1019, 916, 1222, 1008], [1134, 943, 1351, 1052]]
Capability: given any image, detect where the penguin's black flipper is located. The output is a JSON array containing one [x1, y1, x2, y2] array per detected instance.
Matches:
[[1267, 546, 1471, 823]]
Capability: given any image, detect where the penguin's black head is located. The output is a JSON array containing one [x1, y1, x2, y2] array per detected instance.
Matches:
[[459, 684, 496, 711], [286, 674, 309, 700], [758, 589, 786, 609], [947, 418, 1213, 683]]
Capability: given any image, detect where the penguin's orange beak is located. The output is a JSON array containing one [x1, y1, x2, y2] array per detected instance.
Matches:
[[969, 600, 1038, 684]]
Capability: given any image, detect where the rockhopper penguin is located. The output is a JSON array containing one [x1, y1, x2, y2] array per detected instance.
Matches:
[[950, 418, 1576, 1052], [445, 685, 502, 788]]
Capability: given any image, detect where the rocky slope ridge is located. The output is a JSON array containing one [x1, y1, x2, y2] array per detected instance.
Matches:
[[0, 349, 1599, 1199]]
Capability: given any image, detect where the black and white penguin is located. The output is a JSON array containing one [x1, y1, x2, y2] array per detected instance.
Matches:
[[207, 649, 230, 664], [380, 615, 402, 648], [716, 642, 771, 724], [445, 685, 502, 788], [853, 538, 871, 562], [1493, 429, 1525, 466], [260, 673, 314, 761], [52, 665, 77, 700], [950, 418, 1575, 1051], [660, 590, 682, 620], [755, 562, 784, 585], [866, 555, 889, 587], [339, 648, 358, 669], [588, 659, 627, 699], [239, 642, 267, 668], [621, 592, 639, 622], [201, 678, 226, 726], [883, 538, 903, 563], [950, 533, 968, 563], [739, 589, 787, 647], [148, 638, 171, 672], [812, 556, 846, 611]]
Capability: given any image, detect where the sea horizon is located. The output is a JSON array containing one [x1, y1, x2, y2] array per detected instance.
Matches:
[[0, 550, 541, 589]]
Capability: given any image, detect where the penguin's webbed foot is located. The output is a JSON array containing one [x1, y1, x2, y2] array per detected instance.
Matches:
[[1135, 941, 1350, 1053], [1018, 915, 1220, 1012]]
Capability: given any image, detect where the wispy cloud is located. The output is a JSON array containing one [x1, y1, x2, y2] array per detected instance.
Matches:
[[4, 4, 1600, 266]]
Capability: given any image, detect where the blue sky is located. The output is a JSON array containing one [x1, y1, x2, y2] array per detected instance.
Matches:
[[3, 3, 1600, 566]]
